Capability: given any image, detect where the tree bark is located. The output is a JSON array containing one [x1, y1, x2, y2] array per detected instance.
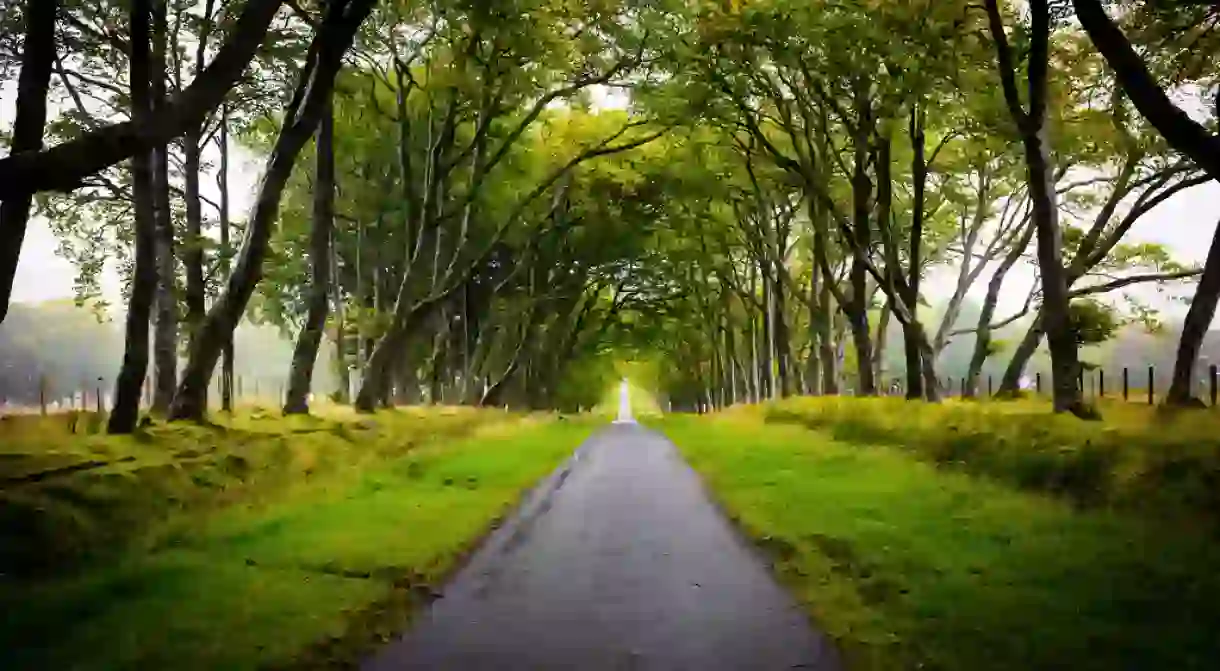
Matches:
[[170, 0, 377, 421], [848, 132, 876, 396], [1165, 218, 1220, 406], [905, 104, 927, 399], [986, 0, 1087, 416], [151, 0, 178, 415], [966, 224, 1034, 396], [109, 0, 158, 434], [283, 101, 335, 415], [772, 258, 792, 397], [0, 0, 58, 325], [217, 105, 234, 412], [0, 0, 287, 200]]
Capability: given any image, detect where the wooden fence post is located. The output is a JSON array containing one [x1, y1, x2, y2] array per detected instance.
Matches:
[[1147, 366, 1155, 405], [1122, 367, 1129, 401], [987, 375, 992, 397], [1035, 373, 1042, 394], [96, 378, 103, 413], [39, 374, 47, 415], [1210, 364, 1218, 407], [1098, 369, 1105, 398]]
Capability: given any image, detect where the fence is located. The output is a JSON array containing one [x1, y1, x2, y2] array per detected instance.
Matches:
[[0, 374, 290, 416], [932, 365, 1220, 406]]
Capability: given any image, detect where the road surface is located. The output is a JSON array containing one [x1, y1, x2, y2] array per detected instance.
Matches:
[[362, 417, 840, 670]]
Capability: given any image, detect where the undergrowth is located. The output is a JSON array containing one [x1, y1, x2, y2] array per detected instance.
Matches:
[[0, 409, 591, 670], [764, 396, 1220, 522], [0, 406, 505, 576]]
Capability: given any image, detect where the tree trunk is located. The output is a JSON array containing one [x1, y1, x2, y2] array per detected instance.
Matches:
[[109, 0, 158, 434], [772, 261, 792, 397], [0, 0, 58, 325], [283, 101, 335, 415], [217, 105, 234, 412], [997, 319, 1042, 396], [905, 103, 927, 399], [1025, 127, 1085, 414], [966, 223, 1033, 397], [987, 0, 1087, 416], [329, 225, 350, 403], [183, 134, 207, 343], [875, 300, 891, 386], [170, 0, 376, 420], [1165, 218, 1220, 406], [151, 0, 178, 415], [761, 275, 774, 399]]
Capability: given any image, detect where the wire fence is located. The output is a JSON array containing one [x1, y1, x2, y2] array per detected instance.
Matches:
[[0, 375, 293, 417]]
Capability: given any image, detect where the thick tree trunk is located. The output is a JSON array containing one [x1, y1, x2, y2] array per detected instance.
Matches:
[[0, 0, 286, 200], [183, 134, 207, 343], [354, 296, 444, 412], [1165, 219, 1220, 406], [151, 0, 178, 415], [283, 102, 335, 415], [170, 0, 376, 420], [0, 0, 58, 325], [109, 0, 158, 434], [1026, 127, 1085, 414], [987, 0, 1086, 415]]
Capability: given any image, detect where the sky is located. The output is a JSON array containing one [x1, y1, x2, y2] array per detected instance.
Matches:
[[3, 77, 1219, 329]]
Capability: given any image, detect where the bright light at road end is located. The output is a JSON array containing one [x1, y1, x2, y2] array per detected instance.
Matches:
[[614, 377, 635, 424]]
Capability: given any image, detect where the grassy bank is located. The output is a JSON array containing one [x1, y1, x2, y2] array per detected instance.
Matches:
[[1, 409, 593, 670], [660, 413, 1220, 671], [765, 396, 1220, 521]]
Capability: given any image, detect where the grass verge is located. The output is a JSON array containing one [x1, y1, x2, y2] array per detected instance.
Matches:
[[1, 412, 594, 670], [765, 396, 1220, 522], [659, 412, 1220, 671]]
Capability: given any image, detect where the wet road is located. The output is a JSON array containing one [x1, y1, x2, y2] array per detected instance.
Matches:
[[362, 421, 841, 670]]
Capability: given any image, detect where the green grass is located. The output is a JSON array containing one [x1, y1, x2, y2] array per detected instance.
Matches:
[[659, 413, 1220, 671], [765, 396, 1220, 522], [1, 413, 594, 670]]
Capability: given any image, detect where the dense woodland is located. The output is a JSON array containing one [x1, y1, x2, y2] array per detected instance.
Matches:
[[0, 0, 1217, 430]]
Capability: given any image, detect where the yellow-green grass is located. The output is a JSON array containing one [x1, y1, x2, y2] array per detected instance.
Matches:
[[1, 412, 595, 670], [763, 396, 1220, 521], [659, 413, 1220, 671]]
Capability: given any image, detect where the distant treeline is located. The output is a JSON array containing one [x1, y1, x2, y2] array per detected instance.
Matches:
[[0, 301, 336, 405]]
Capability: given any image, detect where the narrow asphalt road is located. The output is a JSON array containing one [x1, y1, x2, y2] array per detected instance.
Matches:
[[363, 416, 841, 670]]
